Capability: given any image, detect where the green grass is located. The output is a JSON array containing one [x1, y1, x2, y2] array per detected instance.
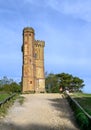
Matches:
[[0, 94, 16, 117], [71, 92, 91, 115], [0, 93, 11, 102]]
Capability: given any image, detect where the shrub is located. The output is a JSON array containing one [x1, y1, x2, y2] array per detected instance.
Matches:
[[0, 82, 21, 93], [76, 112, 89, 130]]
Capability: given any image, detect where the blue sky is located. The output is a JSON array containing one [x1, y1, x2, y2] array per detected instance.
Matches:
[[0, 0, 91, 93]]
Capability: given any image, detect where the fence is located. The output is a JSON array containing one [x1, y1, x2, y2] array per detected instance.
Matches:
[[64, 93, 91, 130], [0, 93, 16, 107], [67, 94, 91, 119]]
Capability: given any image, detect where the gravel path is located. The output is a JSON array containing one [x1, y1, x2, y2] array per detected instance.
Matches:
[[0, 94, 79, 130]]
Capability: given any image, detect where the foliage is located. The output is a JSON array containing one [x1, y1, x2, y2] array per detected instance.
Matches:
[[0, 82, 21, 93], [45, 73, 60, 93], [45, 72, 85, 93], [76, 112, 89, 129], [0, 76, 21, 93], [0, 76, 14, 87], [56, 73, 84, 92]]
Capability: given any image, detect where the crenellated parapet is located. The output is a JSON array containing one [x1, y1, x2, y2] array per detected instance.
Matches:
[[23, 27, 35, 35], [34, 40, 45, 47]]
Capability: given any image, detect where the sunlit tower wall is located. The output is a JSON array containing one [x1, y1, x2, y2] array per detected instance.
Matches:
[[22, 27, 35, 92], [34, 40, 45, 92]]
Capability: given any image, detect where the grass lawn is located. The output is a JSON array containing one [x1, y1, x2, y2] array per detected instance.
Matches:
[[0, 93, 11, 102], [71, 92, 91, 115]]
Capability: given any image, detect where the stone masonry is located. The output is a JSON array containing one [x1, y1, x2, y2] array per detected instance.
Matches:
[[22, 27, 45, 93]]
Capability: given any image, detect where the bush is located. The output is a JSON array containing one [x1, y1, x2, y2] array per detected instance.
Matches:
[[76, 112, 89, 129], [0, 82, 21, 93]]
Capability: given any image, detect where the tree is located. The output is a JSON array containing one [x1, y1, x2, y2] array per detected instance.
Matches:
[[1, 82, 21, 93], [0, 76, 14, 87], [56, 73, 73, 91], [0, 76, 21, 93], [56, 73, 85, 92], [71, 77, 84, 92], [45, 73, 60, 93], [45, 72, 85, 93]]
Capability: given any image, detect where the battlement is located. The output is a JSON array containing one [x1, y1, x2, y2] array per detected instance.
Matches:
[[34, 40, 45, 47]]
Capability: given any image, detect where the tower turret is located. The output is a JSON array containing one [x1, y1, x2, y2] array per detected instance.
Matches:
[[22, 27, 35, 92]]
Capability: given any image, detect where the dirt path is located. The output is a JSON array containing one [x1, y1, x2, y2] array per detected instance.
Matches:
[[0, 94, 79, 130]]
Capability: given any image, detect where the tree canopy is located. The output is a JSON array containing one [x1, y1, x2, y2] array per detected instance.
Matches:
[[0, 76, 21, 93], [45, 72, 85, 93]]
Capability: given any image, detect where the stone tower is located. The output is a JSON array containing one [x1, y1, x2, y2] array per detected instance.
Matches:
[[22, 27, 45, 93]]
